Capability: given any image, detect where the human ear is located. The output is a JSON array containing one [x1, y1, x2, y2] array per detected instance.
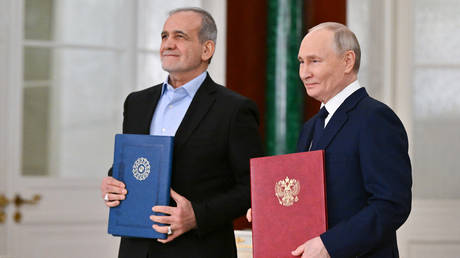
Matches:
[[343, 50, 356, 74], [202, 40, 215, 63]]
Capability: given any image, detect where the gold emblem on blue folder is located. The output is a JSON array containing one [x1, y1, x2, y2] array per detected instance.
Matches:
[[275, 177, 300, 207], [132, 157, 151, 181]]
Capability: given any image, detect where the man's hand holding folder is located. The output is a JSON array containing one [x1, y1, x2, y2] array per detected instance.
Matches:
[[246, 208, 329, 258], [101, 177, 127, 207], [102, 176, 197, 243], [248, 151, 327, 258], [151, 189, 197, 244]]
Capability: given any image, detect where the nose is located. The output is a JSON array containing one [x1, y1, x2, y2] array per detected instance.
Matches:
[[299, 64, 312, 81], [161, 37, 175, 51]]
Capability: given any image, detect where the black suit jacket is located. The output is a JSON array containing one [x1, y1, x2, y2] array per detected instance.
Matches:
[[114, 74, 263, 258]]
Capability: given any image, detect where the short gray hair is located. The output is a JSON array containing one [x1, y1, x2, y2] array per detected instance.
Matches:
[[309, 22, 361, 73], [169, 7, 217, 44]]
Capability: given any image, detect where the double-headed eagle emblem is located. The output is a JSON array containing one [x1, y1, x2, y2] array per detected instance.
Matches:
[[275, 176, 300, 207]]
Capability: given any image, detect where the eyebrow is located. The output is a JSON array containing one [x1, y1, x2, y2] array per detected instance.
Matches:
[[305, 55, 321, 59], [298, 54, 321, 61], [161, 30, 190, 39]]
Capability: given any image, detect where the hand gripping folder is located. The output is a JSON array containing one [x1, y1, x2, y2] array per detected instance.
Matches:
[[250, 150, 327, 257], [108, 134, 173, 239]]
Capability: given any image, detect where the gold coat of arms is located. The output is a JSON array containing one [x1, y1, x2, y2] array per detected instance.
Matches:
[[275, 176, 300, 207]]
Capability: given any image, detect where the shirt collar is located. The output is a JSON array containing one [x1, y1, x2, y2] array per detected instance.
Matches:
[[161, 71, 207, 97], [322, 80, 362, 117]]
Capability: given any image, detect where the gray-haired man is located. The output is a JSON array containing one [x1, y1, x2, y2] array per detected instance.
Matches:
[[100, 7, 263, 258]]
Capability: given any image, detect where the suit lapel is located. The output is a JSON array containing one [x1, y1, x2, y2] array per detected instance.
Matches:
[[315, 88, 368, 150], [315, 111, 348, 150], [298, 118, 315, 151], [174, 74, 217, 151], [140, 85, 163, 134]]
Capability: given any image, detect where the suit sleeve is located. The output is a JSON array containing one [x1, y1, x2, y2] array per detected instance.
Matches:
[[320, 106, 412, 257], [191, 98, 264, 236]]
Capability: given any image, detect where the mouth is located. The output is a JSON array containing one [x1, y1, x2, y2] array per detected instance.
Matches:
[[161, 51, 179, 57], [161, 54, 179, 58], [304, 82, 319, 88]]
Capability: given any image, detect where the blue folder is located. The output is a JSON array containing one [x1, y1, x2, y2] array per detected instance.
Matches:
[[108, 134, 174, 239]]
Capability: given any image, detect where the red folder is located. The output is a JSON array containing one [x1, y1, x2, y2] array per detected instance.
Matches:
[[250, 150, 327, 258]]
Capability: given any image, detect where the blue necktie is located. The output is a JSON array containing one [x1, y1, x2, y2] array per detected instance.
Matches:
[[310, 106, 329, 151]]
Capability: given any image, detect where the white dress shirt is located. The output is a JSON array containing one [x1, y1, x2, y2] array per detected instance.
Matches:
[[322, 80, 362, 127]]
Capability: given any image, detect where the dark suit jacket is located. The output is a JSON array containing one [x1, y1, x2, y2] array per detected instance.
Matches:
[[112, 74, 263, 258], [297, 88, 412, 258]]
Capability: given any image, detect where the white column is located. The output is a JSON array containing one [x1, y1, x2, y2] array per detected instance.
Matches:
[[201, 0, 227, 86]]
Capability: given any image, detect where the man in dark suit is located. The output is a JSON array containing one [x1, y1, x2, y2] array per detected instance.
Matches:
[[100, 7, 263, 258], [291, 22, 412, 257]]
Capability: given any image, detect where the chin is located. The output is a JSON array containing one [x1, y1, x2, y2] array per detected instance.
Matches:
[[305, 88, 316, 97], [306, 91, 323, 103], [161, 64, 178, 73]]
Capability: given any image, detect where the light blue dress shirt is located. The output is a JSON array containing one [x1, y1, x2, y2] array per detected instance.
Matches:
[[149, 72, 207, 136]]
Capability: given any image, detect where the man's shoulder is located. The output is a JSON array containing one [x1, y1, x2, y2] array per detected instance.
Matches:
[[357, 94, 398, 117], [205, 78, 254, 105], [354, 94, 406, 132], [127, 83, 162, 99], [215, 84, 250, 101]]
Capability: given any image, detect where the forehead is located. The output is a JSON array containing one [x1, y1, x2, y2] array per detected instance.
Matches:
[[163, 11, 202, 33], [298, 29, 335, 57]]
